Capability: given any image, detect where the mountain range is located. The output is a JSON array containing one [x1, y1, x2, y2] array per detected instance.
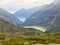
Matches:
[[20, 0, 60, 33], [13, 5, 47, 22], [0, 0, 60, 33], [0, 15, 44, 35], [22, 0, 60, 27]]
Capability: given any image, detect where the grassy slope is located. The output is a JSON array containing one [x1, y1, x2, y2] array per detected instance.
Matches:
[[0, 32, 60, 45]]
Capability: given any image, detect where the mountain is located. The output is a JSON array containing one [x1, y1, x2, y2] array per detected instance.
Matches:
[[45, 10, 60, 33], [14, 5, 47, 22], [22, 0, 60, 28], [0, 8, 22, 25], [45, 24, 60, 33], [0, 15, 44, 35], [14, 8, 30, 22]]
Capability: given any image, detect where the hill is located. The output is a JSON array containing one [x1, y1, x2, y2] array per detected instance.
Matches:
[[0, 15, 44, 36]]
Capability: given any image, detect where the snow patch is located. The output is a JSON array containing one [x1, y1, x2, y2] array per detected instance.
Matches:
[[17, 17, 26, 22]]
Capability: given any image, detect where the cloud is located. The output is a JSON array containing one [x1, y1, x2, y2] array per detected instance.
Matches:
[[32, 0, 54, 6], [1, 0, 54, 12], [0, 0, 11, 7], [8, 0, 54, 8]]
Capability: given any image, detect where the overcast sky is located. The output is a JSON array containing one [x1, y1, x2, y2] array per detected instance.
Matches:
[[0, 0, 54, 13]]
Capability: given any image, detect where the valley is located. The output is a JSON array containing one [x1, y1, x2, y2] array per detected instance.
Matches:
[[0, 0, 60, 45]]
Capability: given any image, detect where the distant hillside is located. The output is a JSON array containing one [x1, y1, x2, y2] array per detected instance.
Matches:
[[0, 8, 22, 25], [14, 5, 46, 22], [0, 16, 44, 36], [22, 0, 60, 28], [45, 24, 60, 33]]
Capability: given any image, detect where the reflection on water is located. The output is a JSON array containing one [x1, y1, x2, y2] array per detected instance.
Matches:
[[32, 44, 60, 45]]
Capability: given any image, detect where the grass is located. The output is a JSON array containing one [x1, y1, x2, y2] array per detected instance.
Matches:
[[0, 32, 60, 45]]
